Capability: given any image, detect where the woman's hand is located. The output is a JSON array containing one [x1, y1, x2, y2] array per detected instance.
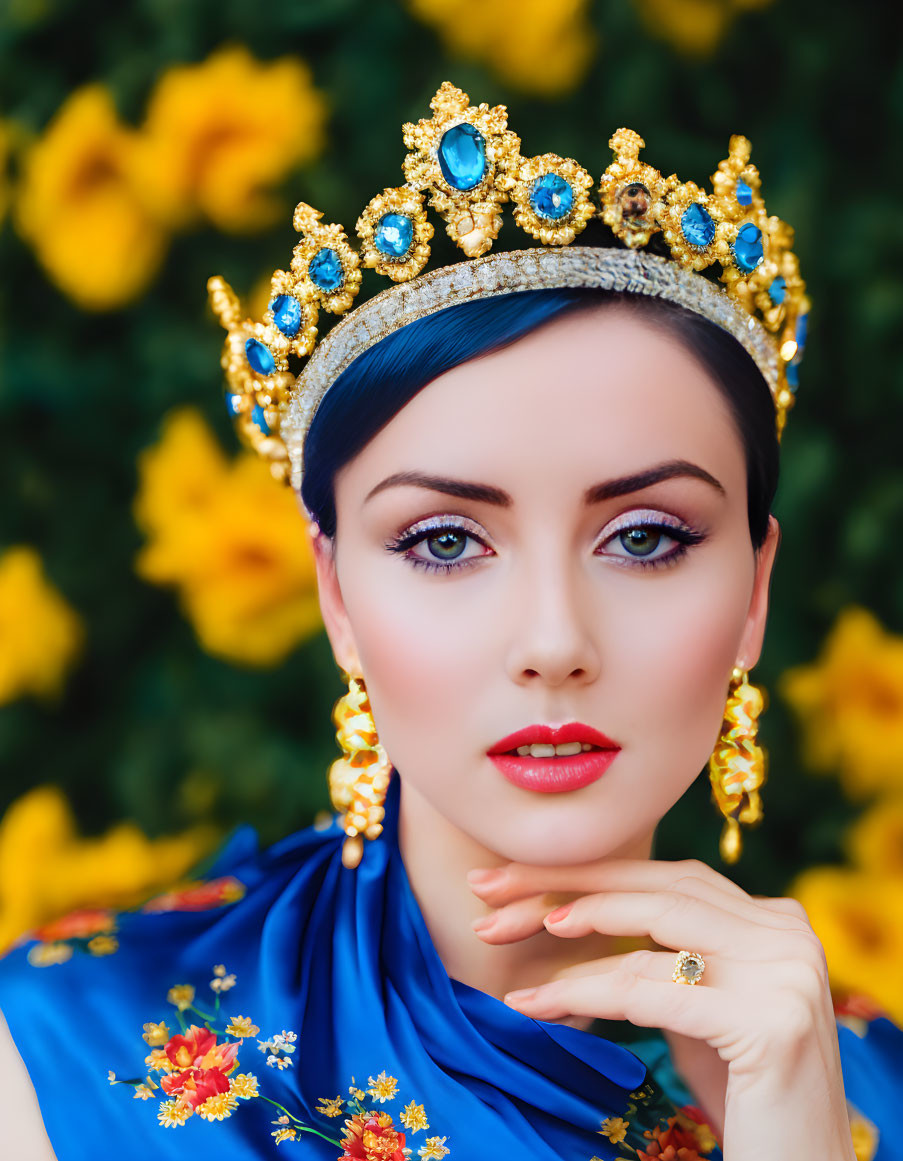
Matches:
[[467, 857, 857, 1161]]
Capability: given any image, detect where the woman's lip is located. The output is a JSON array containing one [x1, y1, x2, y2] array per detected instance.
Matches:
[[487, 721, 620, 756], [489, 750, 618, 792]]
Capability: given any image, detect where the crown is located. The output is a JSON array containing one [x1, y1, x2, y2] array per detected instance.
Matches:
[[207, 81, 809, 496]]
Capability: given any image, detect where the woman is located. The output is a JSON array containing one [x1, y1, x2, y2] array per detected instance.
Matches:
[[1, 82, 899, 1160]]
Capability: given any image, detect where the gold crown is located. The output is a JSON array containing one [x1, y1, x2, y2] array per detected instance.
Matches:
[[207, 81, 809, 492]]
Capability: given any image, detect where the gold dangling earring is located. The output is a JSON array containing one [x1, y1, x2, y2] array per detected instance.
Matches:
[[708, 667, 767, 865], [327, 669, 393, 870]]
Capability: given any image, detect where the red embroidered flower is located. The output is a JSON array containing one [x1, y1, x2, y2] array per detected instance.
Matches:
[[163, 1025, 240, 1074], [142, 876, 246, 912], [33, 909, 116, 942], [637, 1105, 719, 1159], [833, 991, 887, 1022], [161, 1065, 231, 1109], [339, 1112, 408, 1160]]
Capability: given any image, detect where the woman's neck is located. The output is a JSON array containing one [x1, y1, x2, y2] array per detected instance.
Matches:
[[396, 776, 656, 1030]]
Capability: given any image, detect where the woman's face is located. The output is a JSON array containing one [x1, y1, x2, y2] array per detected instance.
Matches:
[[312, 305, 779, 865]]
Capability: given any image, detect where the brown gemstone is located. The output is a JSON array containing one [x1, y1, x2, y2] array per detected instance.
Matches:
[[618, 182, 652, 219]]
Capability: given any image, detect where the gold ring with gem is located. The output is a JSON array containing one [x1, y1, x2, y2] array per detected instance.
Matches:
[[672, 950, 706, 985]]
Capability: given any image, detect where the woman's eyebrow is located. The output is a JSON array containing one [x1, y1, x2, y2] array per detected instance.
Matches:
[[363, 459, 725, 507]]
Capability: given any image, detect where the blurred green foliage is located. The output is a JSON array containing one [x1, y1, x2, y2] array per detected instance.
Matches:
[[0, 0, 901, 898]]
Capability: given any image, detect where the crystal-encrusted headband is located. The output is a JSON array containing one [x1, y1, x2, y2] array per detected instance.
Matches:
[[207, 81, 809, 496]]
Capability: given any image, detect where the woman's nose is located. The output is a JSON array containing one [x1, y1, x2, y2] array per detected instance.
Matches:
[[504, 552, 601, 687]]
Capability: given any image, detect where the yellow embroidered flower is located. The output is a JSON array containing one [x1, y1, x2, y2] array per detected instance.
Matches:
[[14, 84, 168, 310], [367, 1070, 400, 1102], [133, 1081, 158, 1100], [210, 972, 237, 993], [225, 1016, 260, 1039], [780, 607, 903, 799], [229, 1072, 259, 1099], [272, 1127, 297, 1144], [167, 984, 196, 1012], [0, 546, 83, 706], [133, 407, 322, 667], [632, 0, 776, 58], [407, 0, 596, 95], [845, 796, 903, 875], [86, 934, 119, 956], [145, 1048, 174, 1074], [400, 1100, 429, 1132], [600, 1114, 630, 1143], [157, 1099, 193, 1127], [316, 1094, 345, 1117], [197, 1091, 240, 1121], [135, 44, 327, 232], [0, 784, 217, 953], [142, 1021, 171, 1047], [107, 1071, 117, 1085], [418, 1137, 450, 1159], [788, 864, 903, 1025], [26, 942, 72, 967]]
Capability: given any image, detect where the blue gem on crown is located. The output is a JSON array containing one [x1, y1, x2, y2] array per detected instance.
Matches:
[[681, 203, 716, 249], [374, 213, 414, 258], [768, 275, 787, 306], [736, 179, 753, 206], [530, 173, 574, 221], [271, 294, 303, 338], [309, 247, 345, 291], [245, 337, 275, 377], [732, 222, 764, 273], [437, 123, 487, 191]]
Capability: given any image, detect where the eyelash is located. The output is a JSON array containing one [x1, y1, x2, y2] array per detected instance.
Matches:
[[383, 512, 707, 576]]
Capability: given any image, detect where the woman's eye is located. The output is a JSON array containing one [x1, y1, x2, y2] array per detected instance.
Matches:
[[385, 523, 491, 574], [597, 520, 704, 567]]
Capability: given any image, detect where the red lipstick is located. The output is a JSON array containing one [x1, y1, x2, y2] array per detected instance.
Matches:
[[487, 722, 620, 793]]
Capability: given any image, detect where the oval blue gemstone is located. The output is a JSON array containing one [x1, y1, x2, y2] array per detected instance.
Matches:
[[225, 392, 242, 418], [271, 294, 302, 337], [681, 203, 715, 248], [437, 122, 487, 191], [251, 403, 270, 435], [309, 247, 344, 292], [732, 222, 764, 273], [795, 311, 808, 352], [374, 212, 413, 258], [529, 173, 574, 221], [768, 275, 787, 306], [736, 179, 753, 206], [245, 337, 275, 376]]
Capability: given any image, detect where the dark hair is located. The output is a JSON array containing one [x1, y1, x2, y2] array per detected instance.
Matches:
[[301, 286, 779, 547]]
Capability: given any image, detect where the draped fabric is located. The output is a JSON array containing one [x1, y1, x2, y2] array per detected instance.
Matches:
[[0, 771, 898, 1160]]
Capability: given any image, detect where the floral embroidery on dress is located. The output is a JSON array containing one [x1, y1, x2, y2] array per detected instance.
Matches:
[[22, 876, 246, 966], [109, 965, 452, 1157], [592, 1074, 720, 1160]]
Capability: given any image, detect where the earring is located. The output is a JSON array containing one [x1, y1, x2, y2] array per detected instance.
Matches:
[[327, 669, 393, 869], [708, 667, 767, 865]]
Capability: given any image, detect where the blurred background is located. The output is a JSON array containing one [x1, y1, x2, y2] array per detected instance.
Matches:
[[1, 0, 901, 1019]]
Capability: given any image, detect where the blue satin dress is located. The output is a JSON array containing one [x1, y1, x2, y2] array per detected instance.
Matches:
[[0, 772, 899, 1160]]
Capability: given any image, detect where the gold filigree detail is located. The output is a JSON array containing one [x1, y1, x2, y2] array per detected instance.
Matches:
[[401, 80, 521, 257], [356, 186, 434, 282], [598, 128, 677, 248], [290, 202, 362, 315], [511, 153, 595, 245]]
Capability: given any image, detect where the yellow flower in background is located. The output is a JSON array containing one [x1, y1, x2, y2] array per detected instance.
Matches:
[[787, 864, 903, 1026], [14, 84, 168, 310], [0, 546, 84, 705], [134, 407, 322, 666], [780, 607, 903, 799], [632, 0, 776, 58], [136, 45, 328, 232], [844, 796, 903, 875], [0, 785, 218, 952], [407, 0, 596, 96]]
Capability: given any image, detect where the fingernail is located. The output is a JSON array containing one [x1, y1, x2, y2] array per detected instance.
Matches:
[[545, 902, 574, 924], [467, 868, 504, 886], [504, 988, 537, 1006], [471, 914, 495, 932]]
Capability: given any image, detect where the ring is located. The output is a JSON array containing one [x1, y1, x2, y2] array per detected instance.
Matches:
[[672, 950, 706, 985]]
